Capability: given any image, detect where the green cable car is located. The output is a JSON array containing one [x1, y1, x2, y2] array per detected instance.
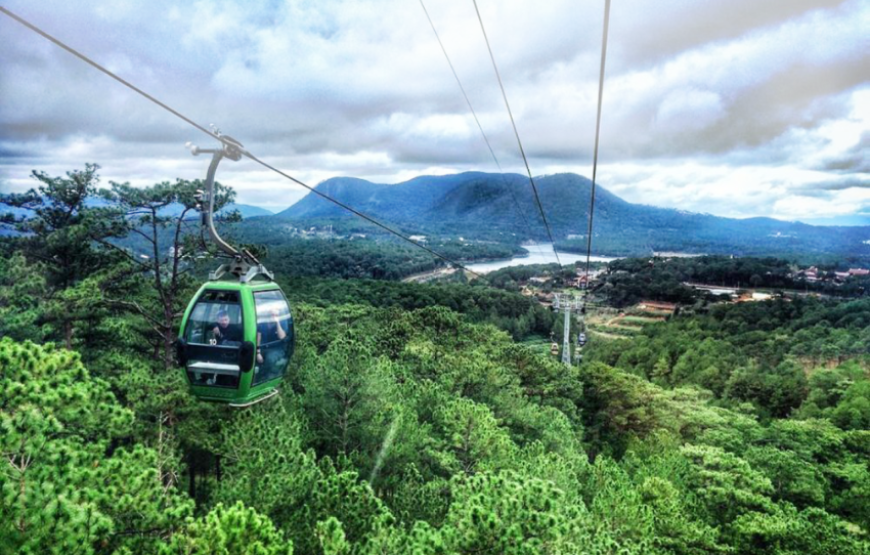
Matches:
[[176, 134, 294, 407], [177, 281, 294, 406]]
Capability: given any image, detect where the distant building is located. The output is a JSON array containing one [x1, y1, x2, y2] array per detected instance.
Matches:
[[575, 268, 604, 278], [637, 301, 677, 313], [848, 268, 869, 276], [735, 291, 773, 303], [409, 235, 427, 242]]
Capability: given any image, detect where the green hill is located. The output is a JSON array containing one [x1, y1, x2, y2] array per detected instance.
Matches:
[[276, 172, 870, 259]]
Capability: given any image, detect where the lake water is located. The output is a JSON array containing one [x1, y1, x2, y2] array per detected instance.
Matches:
[[466, 242, 619, 274]]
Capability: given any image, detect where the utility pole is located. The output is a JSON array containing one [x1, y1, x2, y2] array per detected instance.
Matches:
[[562, 294, 572, 366], [555, 293, 582, 367]]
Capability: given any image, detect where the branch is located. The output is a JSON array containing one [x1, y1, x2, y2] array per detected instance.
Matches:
[[151, 207, 166, 305], [169, 208, 191, 291], [93, 238, 150, 270], [105, 298, 166, 331], [130, 226, 157, 245]]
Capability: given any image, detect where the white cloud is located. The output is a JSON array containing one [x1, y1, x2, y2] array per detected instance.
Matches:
[[0, 0, 867, 221], [655, 89, 725, 134]]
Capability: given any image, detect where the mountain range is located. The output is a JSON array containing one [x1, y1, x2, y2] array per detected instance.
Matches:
[[271, 172, 870, 259], [5, 172, 868, 261]]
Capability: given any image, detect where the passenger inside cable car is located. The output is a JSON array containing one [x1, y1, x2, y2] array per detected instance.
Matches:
[[253, 289, 294, 386], [183, 290, 244, 387], [213, 309, 243, 345]]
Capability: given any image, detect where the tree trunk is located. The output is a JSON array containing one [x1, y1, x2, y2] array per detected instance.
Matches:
[[163, 302, 177, 370], [188, 456, 197, 500], [64, 320, 73, 350], [163, 330, 175, 371]]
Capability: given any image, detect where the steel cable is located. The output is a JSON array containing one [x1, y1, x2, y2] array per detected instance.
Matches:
[[0, 5, 484, 278], [470, 0, 563, 268]]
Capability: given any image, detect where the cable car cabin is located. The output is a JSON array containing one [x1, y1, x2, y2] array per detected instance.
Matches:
[[550, 342, 560, 356], [176, 281, 294, 406]]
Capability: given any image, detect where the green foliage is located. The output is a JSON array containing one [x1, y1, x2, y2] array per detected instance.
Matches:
[[730, 505, 866, 555], [594, 255, 870, 309], [0, 164, 119, 289], [299, 339, 398, 461], [160, 502, 293, 555], [98, 178, 237, 368], [579, 362, 664, 455], [2, 169, 870, 555], [310, 464, 394, 548], [0, 339, 193, 554], [283, 274, 557, 340], [211, 401, 319, 548], [680, 444, 776, 523], [246, 236, 518, 281], [0, 166, 129, 350], [590, 296, 870, 418], [0, 254, 48, 342], [636, 476, 726, 554], [441, 471, 587, 554], [797, 362, 870, 430]]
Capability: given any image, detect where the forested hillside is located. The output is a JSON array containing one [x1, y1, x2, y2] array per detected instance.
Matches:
[[0, 166, 868, 554], [277, 172, 870, 260], [595, 256, 870, 307]]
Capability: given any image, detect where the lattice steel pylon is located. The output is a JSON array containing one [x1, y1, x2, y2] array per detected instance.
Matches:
[[561, 297, 572, 366], [555, 293, 581, 367]]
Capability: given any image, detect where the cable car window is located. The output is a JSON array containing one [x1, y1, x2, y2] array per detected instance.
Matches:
[[253, 290, 293, 386], [183, 290, 243, 388], [184, 290, 243, 346]]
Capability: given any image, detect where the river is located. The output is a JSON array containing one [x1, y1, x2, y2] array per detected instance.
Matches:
[[465, 242, 619, 274]]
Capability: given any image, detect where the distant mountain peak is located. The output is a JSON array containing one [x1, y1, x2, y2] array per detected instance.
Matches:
[[271, 172, 870, 258]]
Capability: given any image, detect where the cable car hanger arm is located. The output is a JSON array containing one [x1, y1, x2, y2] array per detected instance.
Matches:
[[186, 135, 273, 283]]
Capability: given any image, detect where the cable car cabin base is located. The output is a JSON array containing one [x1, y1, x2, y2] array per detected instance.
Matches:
[[177, 281, 295, 407], [230, 388, 279, 408]]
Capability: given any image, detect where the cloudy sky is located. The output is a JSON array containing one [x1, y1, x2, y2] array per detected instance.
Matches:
[[1, 0, 868, 220]]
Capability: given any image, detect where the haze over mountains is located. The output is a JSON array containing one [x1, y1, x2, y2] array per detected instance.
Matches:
[[0, 201, 272, 219], [272, 172, 870, 259], [4, 172, 869, 260]]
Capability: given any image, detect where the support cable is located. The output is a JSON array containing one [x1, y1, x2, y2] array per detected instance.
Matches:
[[582, 0, 611, 311], [0, 5, 483, 278], [470, 0, 562, 268], [418, 0, 541, 253]]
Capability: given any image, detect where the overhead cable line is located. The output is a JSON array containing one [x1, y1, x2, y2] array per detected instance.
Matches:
[[242, 152, 485, 277], [417, 0, 541, 252], [0, 5, 483, 279], [582, 0, 611, 310], [471, 0, 562, 268]]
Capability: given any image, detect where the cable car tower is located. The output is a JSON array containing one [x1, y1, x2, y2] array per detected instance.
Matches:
[[554, 293, 583, 367]]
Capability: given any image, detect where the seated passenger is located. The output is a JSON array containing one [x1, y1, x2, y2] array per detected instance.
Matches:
[[257, 308, 287, 364], [212, 309, 242, 345]]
